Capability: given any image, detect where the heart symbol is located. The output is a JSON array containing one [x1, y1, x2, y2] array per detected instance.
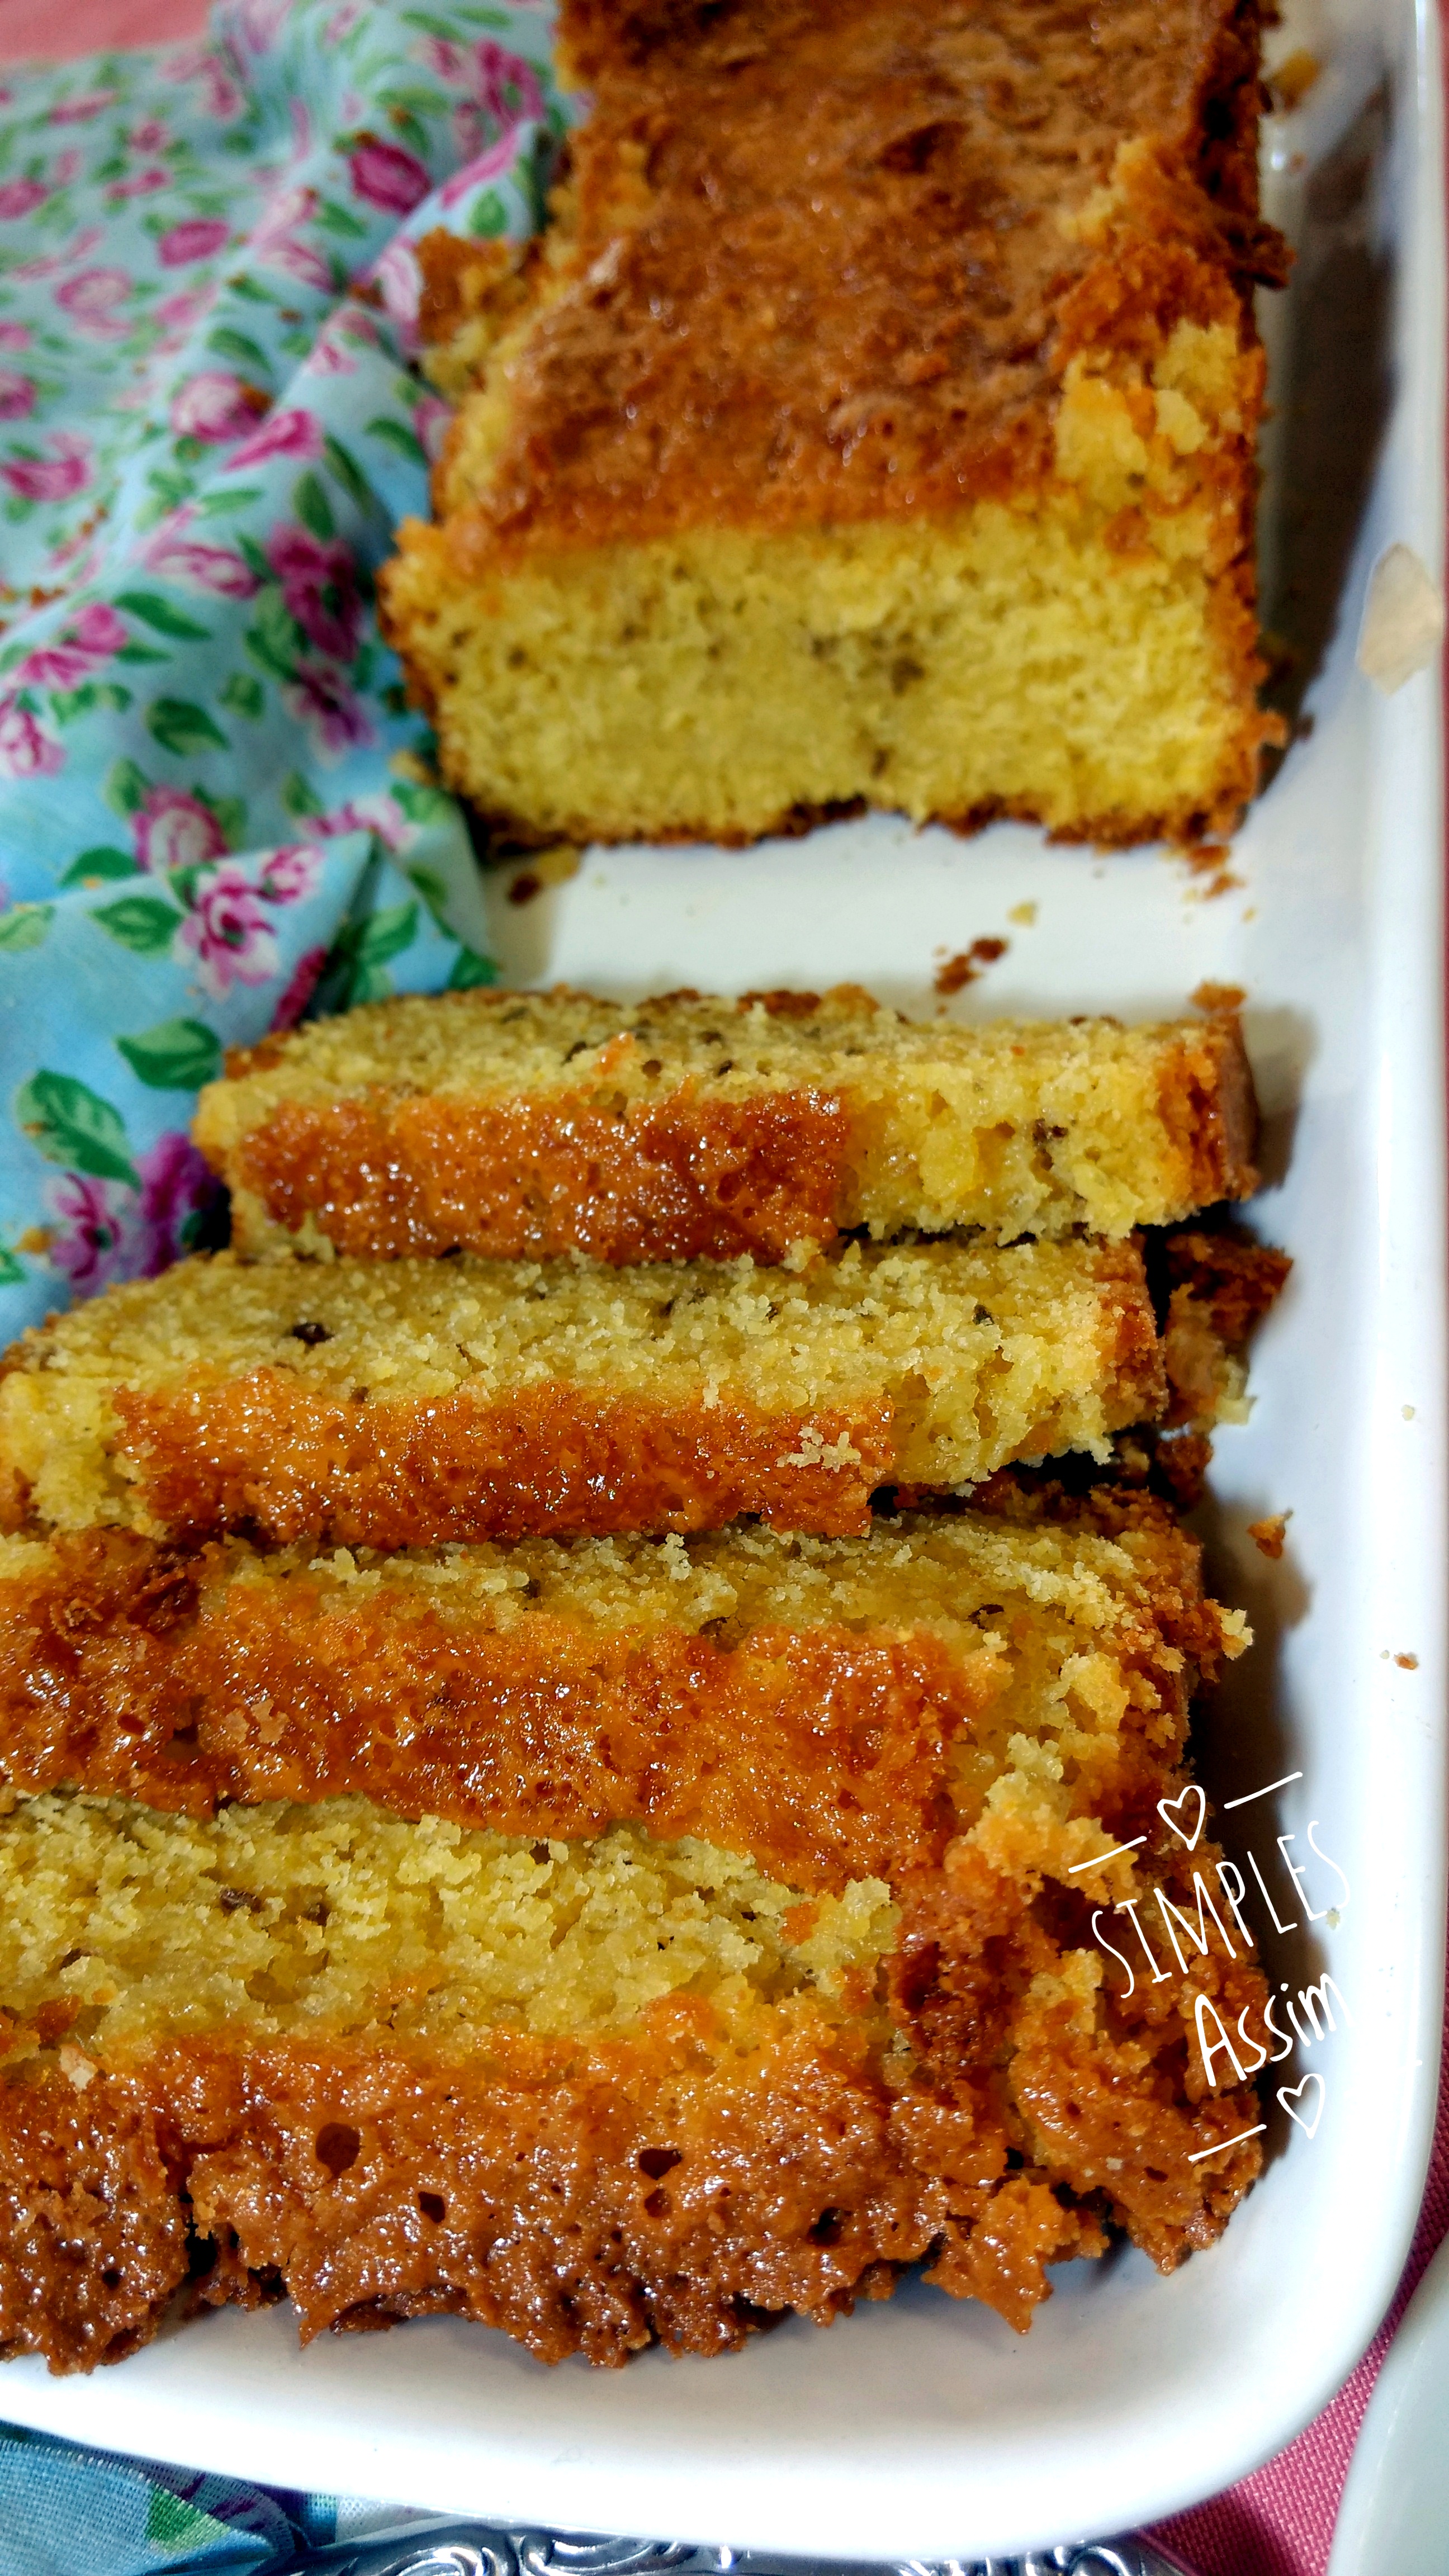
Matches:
[[1157, 1784, 1206, 1851], [1278, 2072, 1325, 2139]]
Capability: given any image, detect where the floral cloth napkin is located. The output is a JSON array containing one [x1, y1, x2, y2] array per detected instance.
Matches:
[[0, 2418, 444, 2573], [0, 0, 566, 1343]]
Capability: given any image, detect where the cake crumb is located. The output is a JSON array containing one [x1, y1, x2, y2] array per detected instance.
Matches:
[[934, 938, 1007, 995], [1269, 49, 1321, 110], [1247, 1513, 1289, 1560], [1395, 1652, 1419, 1670], [1191, 981, 1247, 1014], [1007, 902, 1038, 927]]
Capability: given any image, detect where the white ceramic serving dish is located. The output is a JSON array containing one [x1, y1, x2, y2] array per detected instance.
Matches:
[[1, 0, 1444, 2554], [1327, 2228, 1449, 2576]]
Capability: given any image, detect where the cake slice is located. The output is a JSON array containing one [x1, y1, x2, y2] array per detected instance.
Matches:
[[199, 986, 1259, 1265], [0, 1499, 1265, 2373], [0, 1503, 1236, 1855], [378, 0, 1286, 849], [0, 1238, 1164, 1547]]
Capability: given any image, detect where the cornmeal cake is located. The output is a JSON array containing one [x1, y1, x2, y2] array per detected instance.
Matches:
[[379, 0, 1287, 849], [0, 1239, 1164, 1547], [200, 986, 1259, 1265], [0, 1505, 1237, 1844], [0, 1503, 1266, 2371]]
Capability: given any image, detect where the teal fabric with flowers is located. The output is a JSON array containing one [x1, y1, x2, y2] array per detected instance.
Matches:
[[0, 0, 567, 1339]]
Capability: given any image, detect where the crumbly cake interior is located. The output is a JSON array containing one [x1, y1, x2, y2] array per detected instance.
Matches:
[[380, 0, 1284, 845], [0, 1797, 894, 2059], [0, 1239, 1162, 1542], [201, 987, 1258, 1261]]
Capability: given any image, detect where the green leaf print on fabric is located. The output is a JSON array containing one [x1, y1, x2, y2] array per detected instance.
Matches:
[[0, 907, 52, 954], [447, 944, 496, 991], [366, 415, 428, 464], [293, 471, 337, 542], [58, 850, 140, 887], [147, 700, 230, 757], [92, 896, 186, 956], [114, 593, 215, 644], [220, 672, 266, 719], [116, 1019, 225, 1091], [15, 1073, 140, 1187], [103, 759, 151, 820]]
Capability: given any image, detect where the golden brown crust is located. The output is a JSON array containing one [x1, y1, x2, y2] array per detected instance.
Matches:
[[0, 1531, 995, 1891], [0, 1845, 1267, 2373], [1161, 1225, 1292, 1428], [1165, 1017, 1261, 1208], [431, 0, 1282, 560], [231, 1083, 850, 1265], [111, 1379, 902, 1546]]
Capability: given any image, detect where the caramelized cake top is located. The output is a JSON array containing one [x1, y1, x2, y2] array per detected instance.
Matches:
[[430, 0, 1282, 555]]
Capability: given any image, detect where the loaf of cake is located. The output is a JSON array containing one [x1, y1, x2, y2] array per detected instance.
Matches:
[[0, 1499, 1266, 2373], [0, 1238, 1164, 1546], [199, 986, 1259, 1265], [379, 0, 1287, 850]]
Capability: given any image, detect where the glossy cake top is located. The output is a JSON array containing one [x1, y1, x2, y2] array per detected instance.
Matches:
[[436, 0, 1277, 550]]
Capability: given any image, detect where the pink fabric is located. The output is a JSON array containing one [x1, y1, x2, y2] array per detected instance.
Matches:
[[0, 0, 206, 62]]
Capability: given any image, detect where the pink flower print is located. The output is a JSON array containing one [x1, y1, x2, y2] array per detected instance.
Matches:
[[133, 786, 230, 875], [267, 525, 362, 662], [12, 226, 103, 286], [302, 319, 359, 377], [179, 862, 280, 997], [271, 943, 328, 1032], [0, 324, 31, 352], [134, 1133, 220, 1275], [369, 236, 420, 344], [159, 218, 231, 268], [140, 519, 259, 598], [0, 372, 34, 422], [326, 0, 365, 35], [251, 186, 332, 292], [260, 844, 323, 903], [0, 179, 46, 220], [126, 116, 172, 152], [234, 0, 292, 54], [472, 42, 546, 128], [13, 600, 127, 690], [349, 136, 432, 216], [169, 371, 268, 443], [438, 131, 529, 209], [163, 45, 243, 120], [225, 408, 323, 471], [52, 88, 119, 124], [283, 662, 374, 758], [317, 790, 412, 853], [46, 1171, 131, 1294], [152, 285, 211, 351], [55, 268, 132, 339], [416, 396, 453, 463], [0, 698, 64, 778], [50, 150, 82, 187], [290, 97, 312, 159], [71, 603, 127, 656], [107, 167, 171, 203], [0, 432, 91, 503]]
